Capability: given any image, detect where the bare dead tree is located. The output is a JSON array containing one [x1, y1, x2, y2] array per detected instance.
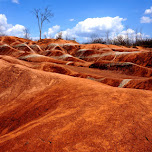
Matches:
[[125, 26, 130, 46], [43, 33, 47, 39], [139, 27, 143, 40], [33, 7, 53, 41], [23, 28, 30, 39], [135, 28, 138, 44], [90, 33, 106, 44], [113, 35, 126, 46], [90, 34, 99, 43], [56, 31, 63, 39], [106, 30, 110, 44]]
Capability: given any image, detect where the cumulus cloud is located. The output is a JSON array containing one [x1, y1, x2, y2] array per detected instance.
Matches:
[[145, 6, 152, 15], [45, 16, 148, 42], [0, 14, 25, 37], [121, 28, 135, 35], [119, 28, 135, 39], [12, 0, 19, 4], [60, 16, 126, 42], [47, 25, 60, 38], [0, 14, 10, 33], [7, 24, 25, 36], [140, 16, 152, 23], [141, 6, 152, 23], [119, 28, 149, 40]]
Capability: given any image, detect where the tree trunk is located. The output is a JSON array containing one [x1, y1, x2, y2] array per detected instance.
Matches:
[[40, 30, 42, 41]]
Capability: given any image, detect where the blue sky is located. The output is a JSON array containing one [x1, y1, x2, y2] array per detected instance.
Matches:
[[0, 0, 152, 42]]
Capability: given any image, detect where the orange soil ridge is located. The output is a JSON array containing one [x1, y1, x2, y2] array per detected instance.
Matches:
[[0, 36, 152, 151]]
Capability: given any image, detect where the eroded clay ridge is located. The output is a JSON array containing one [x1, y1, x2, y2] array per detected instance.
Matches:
[[0, 36, 152, 151], [0, 51, 152, 151], [0, 36, 151, 91]]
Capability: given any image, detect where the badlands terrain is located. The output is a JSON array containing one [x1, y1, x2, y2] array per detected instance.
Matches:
[[0, 36, 152, 151]]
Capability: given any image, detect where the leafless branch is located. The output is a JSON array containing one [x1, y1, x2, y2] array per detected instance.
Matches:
[[32, 6, 53, 40]]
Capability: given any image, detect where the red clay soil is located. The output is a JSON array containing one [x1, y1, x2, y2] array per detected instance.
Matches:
[[0, 59, 152, 152], [0, 36, 152, 151], [46, 44, 66, 52], [0, 36, 151, 90], [80, 44, 126, 50], [125, 78, 152, 90], [0, 36, 32, 45], [113, 51, 152, 68], [42, 49, 65, 57], [18, 54, 68, 64], [36, 38, 79, 45], [89, 61, 152, 77], [0, 44, 27, 58], [29, 44, 43, 54], [34, 62, 78, 76]]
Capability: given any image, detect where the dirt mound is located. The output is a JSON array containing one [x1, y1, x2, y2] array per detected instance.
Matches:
[[35, 62, 78, 76], [29, 44, 43, 54], [41, 49, 86, 63], [0, 44, 26, 57], [100, 77, 122, 87], [80, 44, 127, 50], [13, 43, 35, 53], [125, 78, 152, 90], [0, 36, 32, 45], [42, 49, 65, 57], [79, 50, 152, 69], [60, 54, 86, 63], [77, 50, 142, 62], [89, 61, 152, 77], [46, 43, 66, 52], [75, 48, 113, 60], [18, 54, 67, 64], [0, 60, 152, 151], [0, 36, 151, 90], [0, 36, 152, 151], [111, 48, 139, 52], [0, 36, 18, 45], [113, 51, 152, 68], [0, 55, 32, 68], [0, 42, 4, 45], [36, 38, 78, 47]]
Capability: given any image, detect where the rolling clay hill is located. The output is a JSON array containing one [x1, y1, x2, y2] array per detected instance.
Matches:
[[0, 36, 152, 152]]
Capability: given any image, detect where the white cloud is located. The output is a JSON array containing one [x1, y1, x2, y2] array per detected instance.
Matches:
[[45, 16, 148, 42], [140, 16, 152, 23], [47, 25, 60, 38], [31, 37, 39, 41], [7, 24, 25, 36], [145, 6, 152, 15], [60, 16, 126, 42], [69, 19, 75, 22], [141, 6, 152, 24], [0, 14, 25, 37], [12, 0, 19, 4], [119, 28, 149, 40], [0, 14, 10, 34], [121, 28, 135, 35]]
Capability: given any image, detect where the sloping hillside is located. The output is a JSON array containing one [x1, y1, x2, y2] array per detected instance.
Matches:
[[0, 36, 152, 151]]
